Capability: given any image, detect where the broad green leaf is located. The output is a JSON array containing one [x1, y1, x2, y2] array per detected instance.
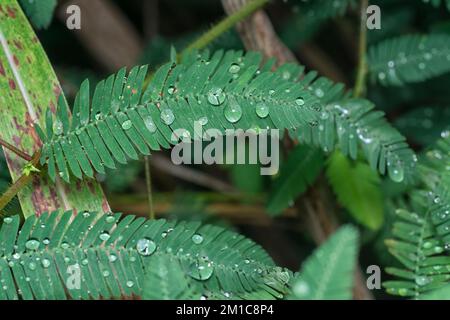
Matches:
[[0, 0, 108, 217], [326, 150, 384, 230]]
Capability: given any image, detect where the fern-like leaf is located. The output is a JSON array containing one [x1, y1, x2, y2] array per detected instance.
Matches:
[[267, 144, 324, 215], [289, 225, 359, 300], [0, 212, 288, 300], [368, 34, 450, 86]]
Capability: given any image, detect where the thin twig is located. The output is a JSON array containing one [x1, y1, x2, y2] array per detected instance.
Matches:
[[150, 154, 235, 193], [144, 155, 155, 219], [353, 0, 369, 98], [0, 150, 41, 212], [180, 0, 269, 56], [0, 137, 32, 161]]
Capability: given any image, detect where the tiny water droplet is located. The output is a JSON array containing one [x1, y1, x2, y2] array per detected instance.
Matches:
[[143, 116, 157, 133], [99, 232, 111, 241], [191, 234, 204, 244], [224, 101, 242, 123], [121, 120, 132, 130], [136, 238, 156, 256], [106, 216, 116, 223], [198, 116, 208, 126], [3, 217, 13, 224], [160, 109, 175, 125], [25, 239, 40, 251], [255, 103, 269, 118], [415, 275, 430, 286], [388, 162, 404, 183], [207, 87, 226, 106], [109, 254, 117, 262], [41, 259, 51, 268], [187, 256, 214, 281], [228, 63, 240, 74], [126, 280, 134, 288], [53, 120, 63, 135], [167, 86, 175, 95], [293, 280, 310, 297], [295, 97, 305, 106]]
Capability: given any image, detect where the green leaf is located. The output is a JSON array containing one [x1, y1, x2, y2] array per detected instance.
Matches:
[[419, 284, 450, 300], [19, 0, 56, 29], [290, 225, 359, 300], [0, 0, 107, 217], [368, 34, 450, 86], [143, 255, 200, 300], [326, 150, 384, 230], [421, 0, 450, 11], [0, 211, 290, 300], [267, 144, 324, 216]]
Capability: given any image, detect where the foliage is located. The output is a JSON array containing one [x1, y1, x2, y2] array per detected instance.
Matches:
[[289, 225, 359, 300], [19, 0, 56, 29], [0, 211, 288, 300]]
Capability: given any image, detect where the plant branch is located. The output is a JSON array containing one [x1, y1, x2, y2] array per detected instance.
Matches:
[[353, 0, 369, 98], [180, 0, 269, 56], [0, 137, 32, 161], [0, 150, 41, 212]]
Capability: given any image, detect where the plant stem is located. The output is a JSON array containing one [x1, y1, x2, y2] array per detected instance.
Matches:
[[0, 150, 41, 212], [353, 0, 369, 98], [0, 137, 32, 161], [144, 155, 155, 219], [180, 0, 269, 56]]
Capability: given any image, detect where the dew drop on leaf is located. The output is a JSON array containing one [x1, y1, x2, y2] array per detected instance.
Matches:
[[207, 87, 226, 106], [41, 259, 51, 268], [388, 162, 404, 183], [191, 234, 204, 244], [99, 232, 111, 241], [228, 63, 240, 74], [255, 103, 269, 118], [3, 217, 13, 224], [53, 120, 63, 135], [121, 120, 132, 130], [198, 116, 208, 126], [136, 238, 156, 256], [160, 109, 175, 125], [224, 102, 242, 123], [187, 256, 214, 281], [295, 97, 305, 106], [293, 280, 310, 297], [25, 239, 40, 251], [415, 275, 430, 286], [126, 280, 134, 288], [144, 116, 157, 133]]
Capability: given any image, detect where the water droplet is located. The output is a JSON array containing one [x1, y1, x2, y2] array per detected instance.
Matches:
[[106, 216, 116, 223], [293, 280, 310, 297], [25, 239, 40, 251], [295, 97, 305, 106], [13, 253, 21, 259], [121, 120, 132, 130], [255, 103, 269, 118], [99, 232, 111, 241], [228, 63, 240, 74], [160, 109, 175, 125], [398, 288, 408, 296], [136, 238, 156, 256], [198, 116, 208, 126], [415, 275, 430, 286], [53, 120, 63, 135], [41, 259, 51, 268], [144, 116, 157, 133], [3, 217, 13, 224], [81, 259, 88, 266], [314, 88, 324, 98], [419, 63, 426, 70], [224, 101, 242, 123], [191, 234, 204, 244], [207, 87, 226, 106], [378, 72, 386, 80], [126, 280, 134, 288], [103, 270, 110, 277], [423, 241, 433, 249], [388, 162, 404, 183], [187, 257, 214, 281], [28, 262, 36, 271], [434, 246, 444, 254], [167, 86, 175, 95], [109, 254, 117, 262]]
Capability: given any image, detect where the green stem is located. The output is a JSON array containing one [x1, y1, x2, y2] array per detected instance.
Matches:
[[180, 0, 269, 56], [144, 155, 155, 219], [0, 137, 32, 161], [0, 151, 40, 212], [353, 0, 369, 98]]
